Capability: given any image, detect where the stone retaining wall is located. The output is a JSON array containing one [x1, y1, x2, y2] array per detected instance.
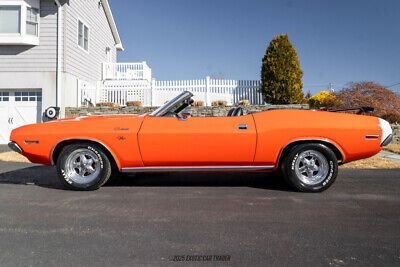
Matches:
[[65, 104, 308, 118]]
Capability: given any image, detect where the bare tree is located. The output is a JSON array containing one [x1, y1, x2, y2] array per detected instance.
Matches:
[[334, 82, 400, 123]]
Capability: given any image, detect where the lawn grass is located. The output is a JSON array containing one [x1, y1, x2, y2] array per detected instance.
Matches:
[[0, 151, 30, 163], [383, 143, 400, 154], [340, 156, 400, 169]]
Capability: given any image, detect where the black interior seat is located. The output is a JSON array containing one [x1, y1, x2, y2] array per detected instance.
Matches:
[[232, 107, 243, 116], [227, 108, 235, 117]]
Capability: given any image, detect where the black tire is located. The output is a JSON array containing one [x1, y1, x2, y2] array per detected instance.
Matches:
[[281, 143, 338, 192], [56, 143, 112, 191]]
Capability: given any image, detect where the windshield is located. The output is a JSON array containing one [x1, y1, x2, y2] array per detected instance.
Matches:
[[150, 91, 194, 117]]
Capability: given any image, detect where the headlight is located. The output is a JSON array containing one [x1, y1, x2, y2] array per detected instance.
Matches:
[[378, 118, 393, 146]]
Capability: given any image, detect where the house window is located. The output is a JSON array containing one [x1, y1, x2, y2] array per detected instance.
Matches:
[[15, 91, 41, 102], [106, 47, 112, 62], [26, 7, 39, 36], [78, 20, 89, 51], [0, 92, 10, 102], [0, 6, 21, 34], [0, 0, 40, 45]]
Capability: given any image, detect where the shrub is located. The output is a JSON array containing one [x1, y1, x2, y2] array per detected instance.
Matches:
[[126, 101, 142, 107], [261, 34, 304, 104], [308, 91, 341, 109], [96, 102, 120, 108], [238, 99, 250, 106], [333, 82, 400, 123], [192, 100, 204, 107], [211, 100, 227, 107], [380, 111, 400, 124]]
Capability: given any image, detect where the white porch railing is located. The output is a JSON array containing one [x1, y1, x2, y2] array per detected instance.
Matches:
[[78, 77, 264, 107], [77, 79, 101, 106], [102, 61, 152, 81]]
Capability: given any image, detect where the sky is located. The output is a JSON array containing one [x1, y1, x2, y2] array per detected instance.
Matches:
[[111, 0, 400, 95]]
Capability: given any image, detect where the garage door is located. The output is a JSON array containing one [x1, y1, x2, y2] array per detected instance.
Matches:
[[0, 90, 42, 144]]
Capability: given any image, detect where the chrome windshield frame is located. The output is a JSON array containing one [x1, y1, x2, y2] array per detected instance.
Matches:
[[150, 91, 194, 117]]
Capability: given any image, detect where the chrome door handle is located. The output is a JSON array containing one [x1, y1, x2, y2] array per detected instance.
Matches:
[[238, 124, 247, 130]]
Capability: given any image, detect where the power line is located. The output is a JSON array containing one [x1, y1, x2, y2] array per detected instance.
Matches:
[[387, 82, 400, 88]]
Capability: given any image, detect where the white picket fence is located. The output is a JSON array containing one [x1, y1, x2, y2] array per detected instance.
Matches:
[[78, 77, 264, 107], [101, 80, 152, 106]]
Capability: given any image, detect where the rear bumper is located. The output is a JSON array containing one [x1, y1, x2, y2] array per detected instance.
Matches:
[[381, 134, 393, 147], [8, 142, 23, 153]]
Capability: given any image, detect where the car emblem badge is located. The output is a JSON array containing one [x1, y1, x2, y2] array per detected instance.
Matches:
[[117, 136, 126, 141]]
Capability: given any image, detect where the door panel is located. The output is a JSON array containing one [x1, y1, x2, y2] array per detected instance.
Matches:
[[138, 115, 257, 166]]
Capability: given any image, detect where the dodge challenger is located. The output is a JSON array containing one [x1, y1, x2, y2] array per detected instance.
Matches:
[[8, 91, 393, 192]]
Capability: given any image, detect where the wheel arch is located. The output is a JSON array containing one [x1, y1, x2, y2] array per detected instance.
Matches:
[[277, 139, 344, 168], [51, 139, 120, 170]]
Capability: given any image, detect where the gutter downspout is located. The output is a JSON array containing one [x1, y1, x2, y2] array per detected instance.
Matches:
[[54, 0, 62, 115]]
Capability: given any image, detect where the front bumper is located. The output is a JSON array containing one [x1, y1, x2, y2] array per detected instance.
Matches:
[[8, 142, 23, 153]]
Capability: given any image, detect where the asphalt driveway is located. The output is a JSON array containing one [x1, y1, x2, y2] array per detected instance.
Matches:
[[0, 158, 399, 266]]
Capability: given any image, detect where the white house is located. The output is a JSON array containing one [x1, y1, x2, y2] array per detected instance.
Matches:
[[0, 0, 265, 144], [0, 0, 123, 143]]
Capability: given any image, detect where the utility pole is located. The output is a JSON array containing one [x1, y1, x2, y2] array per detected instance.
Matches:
[[329, 83, 334, 93]]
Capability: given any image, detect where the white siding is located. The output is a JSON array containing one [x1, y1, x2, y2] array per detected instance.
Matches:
[[64, 0, 117, 82], [0, 0, 58, 72]]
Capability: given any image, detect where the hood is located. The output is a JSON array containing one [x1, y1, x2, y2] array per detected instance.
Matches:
[[10, 114, 147, 141], [48, 114, 143, 123]]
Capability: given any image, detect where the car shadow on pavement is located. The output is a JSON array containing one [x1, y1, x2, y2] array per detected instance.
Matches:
[[105, 172, 292, 191], [0, 164, 64, 190], [0, 163, 292, 192]]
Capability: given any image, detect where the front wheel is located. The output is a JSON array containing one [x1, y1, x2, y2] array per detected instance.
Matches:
[[281, 143, 338, 192], [57, 143, 112, 191]]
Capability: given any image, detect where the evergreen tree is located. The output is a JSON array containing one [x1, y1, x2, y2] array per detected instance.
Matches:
[[261, 34, 304, 104]]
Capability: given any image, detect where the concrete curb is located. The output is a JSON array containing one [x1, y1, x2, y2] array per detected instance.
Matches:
[[0, 145, 10, 153], [377, 151, 400, 162]]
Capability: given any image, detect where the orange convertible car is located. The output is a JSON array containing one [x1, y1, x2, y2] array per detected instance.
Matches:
[[9, 91, 393, 192]]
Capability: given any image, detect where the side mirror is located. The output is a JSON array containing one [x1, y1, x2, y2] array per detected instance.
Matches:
[[180, 110, 191, 120]]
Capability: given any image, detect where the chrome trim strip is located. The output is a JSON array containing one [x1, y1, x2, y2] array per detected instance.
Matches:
[[8, 142, 23, 154], [50, 138, 117, 166], [121, 165, 275, 173], [276, 138, 345, 165], [365, 135, 380, 140]]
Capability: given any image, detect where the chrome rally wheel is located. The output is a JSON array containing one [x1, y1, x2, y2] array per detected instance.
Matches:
[[281, 143, 338, 192], [57, 143, 112, 191], [294, 150, 329, 185], [64, 149, 101, 185]]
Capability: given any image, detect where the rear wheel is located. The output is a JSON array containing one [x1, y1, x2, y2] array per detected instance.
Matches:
[[281, 143, 338, 192], [56, 143, 112, 191]]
